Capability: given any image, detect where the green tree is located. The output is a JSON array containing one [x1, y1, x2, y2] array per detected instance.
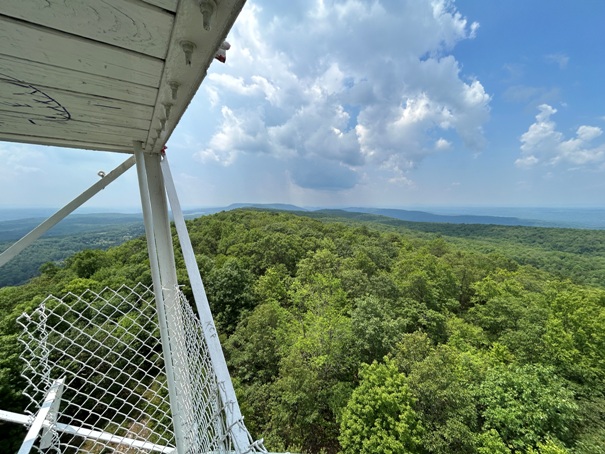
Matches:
[[405, 345, 484, 454], [476, 363, 578, 451], [226, 301, 294, 437], [340, 359, 424, 454], [205, 257, 256, 333], [270, 307, 355, 453], [351, 296, 417, 364], [69, 249, 109, 279], [253, 264, 292, 305]]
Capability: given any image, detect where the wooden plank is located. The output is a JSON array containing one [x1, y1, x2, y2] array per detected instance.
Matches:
[[0, 114, 148, 148], [0, 55, 157, 106], [1, 0, 174, 59], [0, 78, 154, 128], [0, 132, 133, 153], [140, 0, 178, 13], [0, 16, 163, 87], [0, 106, 150, 131]]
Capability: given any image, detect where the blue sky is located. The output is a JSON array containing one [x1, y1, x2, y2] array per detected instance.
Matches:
[[2, 0, 605, 210]]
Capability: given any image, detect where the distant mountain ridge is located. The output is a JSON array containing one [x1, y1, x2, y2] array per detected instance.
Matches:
[[1, 205, 603, 286], [340, 207, 551, 227], [196, 204, 556, 228], [2, 204, 603, 233], [226, 203, 309, 212]]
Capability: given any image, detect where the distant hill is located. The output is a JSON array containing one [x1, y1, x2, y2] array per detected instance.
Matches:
[[0, 213, 143, 243], [182, 203, 308, 218], [181, 204, 562, 228], [0, 213, 144, 286], [298, 209, 605, 287], [224, 203, 308, 212], [5, 205, 597, 234], [341, 207, 552, 227], [1, 205, 604, 287], [180, 204, 559, 228], [180, 203, 564, 227]]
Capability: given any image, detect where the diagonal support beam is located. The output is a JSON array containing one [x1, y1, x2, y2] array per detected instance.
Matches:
[[0, 155, 135, 269], [160, 155, 252, 451]]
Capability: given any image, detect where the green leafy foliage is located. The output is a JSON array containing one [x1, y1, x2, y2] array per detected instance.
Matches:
[[1, 209, 604, 453], [0, 216, 144, 286], [339, 359, 423, 454], [476, 364, 578, 451]]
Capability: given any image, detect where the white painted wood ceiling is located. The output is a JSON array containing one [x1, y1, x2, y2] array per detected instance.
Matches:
[[0, 0, 245, 153]]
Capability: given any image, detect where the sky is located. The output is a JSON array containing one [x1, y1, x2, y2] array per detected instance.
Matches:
[[2, 0, 605, 210]]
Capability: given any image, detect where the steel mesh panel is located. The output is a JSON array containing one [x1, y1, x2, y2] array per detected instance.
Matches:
[[164, 290, 268, 453], [164, 287, 232, 453], [17, 282, 267, 453], [18, 283, 174, 453]]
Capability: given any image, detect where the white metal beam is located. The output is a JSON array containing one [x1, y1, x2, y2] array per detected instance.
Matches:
[[143, 150, 200, 452], [40, 375, 64, 449], [134, 142, 186, 453], [0, 408, 290, 453], [0, 155, 135, 269], [51, 422, 175, 453], [17, 378, 64, 454], [0, 408, 175, 453], [160, 156, 251, 451], [0, 409, 29, 425]]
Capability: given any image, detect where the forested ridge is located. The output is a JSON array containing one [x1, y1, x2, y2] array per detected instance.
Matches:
[[304, 210, 605, 288], [0, 214, 144, 287], [0, 209, 604, 453]]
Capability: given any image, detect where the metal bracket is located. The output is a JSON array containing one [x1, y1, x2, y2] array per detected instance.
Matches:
[[18, 378, 65, 454]]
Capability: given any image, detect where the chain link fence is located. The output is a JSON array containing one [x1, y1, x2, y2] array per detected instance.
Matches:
[[17, 282, 264, 453]]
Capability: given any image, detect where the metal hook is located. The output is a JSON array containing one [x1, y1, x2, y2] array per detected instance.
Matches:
[[180, 41, 196, 66], [163, 103, 173, 120], [169, 81, 179, 101], [199, 0, 217, 31]]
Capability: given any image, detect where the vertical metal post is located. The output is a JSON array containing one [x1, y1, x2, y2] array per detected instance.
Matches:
[[143, 150, 195, 446], [40, 377, 65, 449], [142, 152, 179, 295], [161, 156, 251, 450], [133, 142, 186, 453]]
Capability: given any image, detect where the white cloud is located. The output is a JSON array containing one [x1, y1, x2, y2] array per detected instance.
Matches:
[[435, 138, 452, 150], [0, 143, 46, 181], [197, 0, 490, 191], [545, 53, 569, 69], [195, 106, 268, 165], [518, 104, 605, 168], [576, 125, 602, 142], [515, 155, 539, 169]]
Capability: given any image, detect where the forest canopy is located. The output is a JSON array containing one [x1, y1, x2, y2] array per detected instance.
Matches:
[[0, 209, 603, 453]]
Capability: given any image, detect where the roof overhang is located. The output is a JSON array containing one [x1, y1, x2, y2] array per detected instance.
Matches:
[[0, 0, 245, 154]]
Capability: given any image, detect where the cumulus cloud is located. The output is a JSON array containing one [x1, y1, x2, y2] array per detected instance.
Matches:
[[196, 0, 490, 191], [517, 104, 605, 168], [289, 157, 359, 190], [515, 155, 539, 169], [197, 106, 269, 165]]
